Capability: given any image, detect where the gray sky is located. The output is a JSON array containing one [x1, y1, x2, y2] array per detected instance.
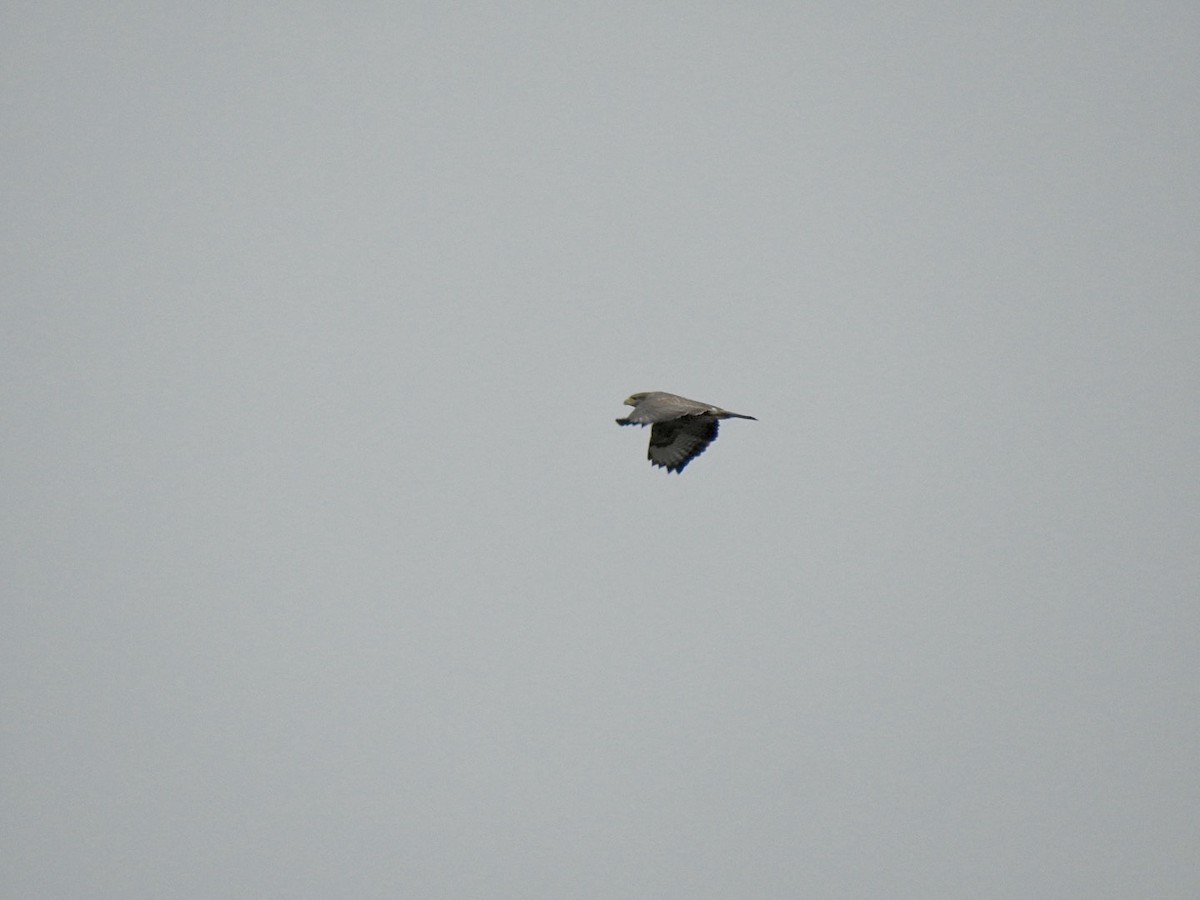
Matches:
[[4, 3, 1198, 897]]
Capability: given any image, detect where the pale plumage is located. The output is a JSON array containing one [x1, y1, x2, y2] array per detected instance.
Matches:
[[616, 391, 756, 473]]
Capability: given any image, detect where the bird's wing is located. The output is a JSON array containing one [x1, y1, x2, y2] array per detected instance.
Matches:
[[647, 417, 719, 473]]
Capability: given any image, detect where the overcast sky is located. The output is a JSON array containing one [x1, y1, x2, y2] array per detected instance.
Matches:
[[4, 3, 1198, 897]]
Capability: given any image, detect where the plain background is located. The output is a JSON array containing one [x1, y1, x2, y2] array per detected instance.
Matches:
[[4, 3, 1198, 897]]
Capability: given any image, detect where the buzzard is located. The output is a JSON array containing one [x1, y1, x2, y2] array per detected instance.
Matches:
[[616, 391, 757, 473]]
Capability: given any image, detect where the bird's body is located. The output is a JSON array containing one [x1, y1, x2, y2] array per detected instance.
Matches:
[[616, 391, 756, 473]]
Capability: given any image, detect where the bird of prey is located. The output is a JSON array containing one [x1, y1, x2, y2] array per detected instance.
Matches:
[[616, 391, 757, 473]]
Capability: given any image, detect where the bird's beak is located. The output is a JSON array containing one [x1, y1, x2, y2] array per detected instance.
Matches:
[[623, 397, 635, 406]]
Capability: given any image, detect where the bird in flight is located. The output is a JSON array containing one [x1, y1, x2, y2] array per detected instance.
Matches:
[[616, 391, 757, 473]]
